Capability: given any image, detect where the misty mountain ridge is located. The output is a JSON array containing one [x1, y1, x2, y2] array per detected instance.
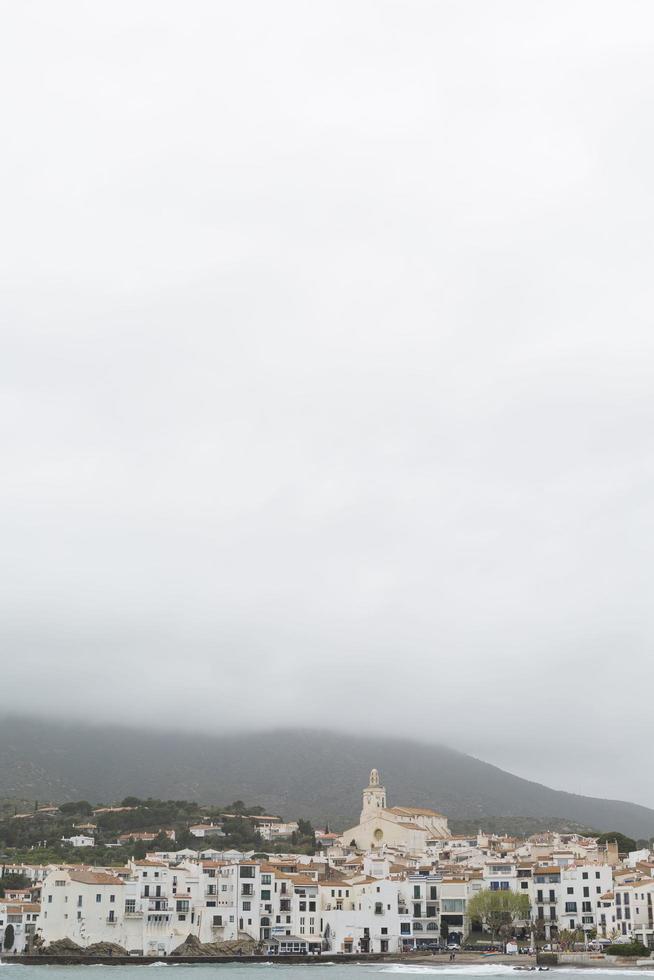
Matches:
[[1, 716, 653, 839]]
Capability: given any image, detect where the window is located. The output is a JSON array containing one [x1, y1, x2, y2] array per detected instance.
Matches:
[[96, 894, 102, 903], [413, 885, 421, 899], [240, 866, 255, 878], [125, 900, 136, 914], [110, 894, 115, 903], [567, 887, 574, 895], [48, 896, 52, 904], [582, 872, 588, 880], [242, 901, 251, 911], [261, 874, 271, 885], [501, 882, 509, 891], [521, 882, 528, 889], [261, 890, 271, 901], [583, 887, 589, 898], [400, 923, 411, 935], [430, 887, 437, 900], [565, 902, 577, 913]]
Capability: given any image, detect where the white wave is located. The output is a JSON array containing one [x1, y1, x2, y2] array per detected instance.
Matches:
[[378, 967, 523, 976], [378, 968, 654, 978]]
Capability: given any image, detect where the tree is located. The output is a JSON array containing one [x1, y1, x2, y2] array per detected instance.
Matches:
[[3, 924, 15, 951], [532, 918, 547, 948], [596, 831, 637, 854], [60, 801, 93, 816], [467, 889, 531, 942], [558, 928, 584, 951]]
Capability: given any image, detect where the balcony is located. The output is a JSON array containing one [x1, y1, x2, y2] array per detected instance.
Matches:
[[106, 917, 117, 925]]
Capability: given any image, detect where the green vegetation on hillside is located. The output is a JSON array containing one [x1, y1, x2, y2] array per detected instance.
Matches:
[[0, 796, 316, 863]]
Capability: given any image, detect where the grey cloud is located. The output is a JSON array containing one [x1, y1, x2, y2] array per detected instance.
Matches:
[[1, 1, 654, 804]]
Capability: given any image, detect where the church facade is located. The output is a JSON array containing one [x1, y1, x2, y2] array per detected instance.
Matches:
[[339, 768, 449, 851]]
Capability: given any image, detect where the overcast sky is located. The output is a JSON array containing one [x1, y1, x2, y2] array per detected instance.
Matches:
[[2, 1, 654, 807]]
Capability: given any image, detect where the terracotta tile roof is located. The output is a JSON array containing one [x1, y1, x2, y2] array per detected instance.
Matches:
[[387, 806, 445, 818], [69, 871, 124, 886]]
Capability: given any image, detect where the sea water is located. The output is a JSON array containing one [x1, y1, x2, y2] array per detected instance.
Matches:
[[2, 963, 654, 980]]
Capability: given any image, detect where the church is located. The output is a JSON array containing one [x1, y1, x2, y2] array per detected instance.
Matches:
[[339, 768, 449, 851]]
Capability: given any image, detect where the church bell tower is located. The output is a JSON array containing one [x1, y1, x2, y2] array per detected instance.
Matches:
[[361, 767, 387, 821]]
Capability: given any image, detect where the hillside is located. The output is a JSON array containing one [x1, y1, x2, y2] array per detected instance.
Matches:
[[1, 716, 653, 839]]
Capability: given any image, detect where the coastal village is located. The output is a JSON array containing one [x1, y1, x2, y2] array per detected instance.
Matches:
[[1, 769, 653, 959]]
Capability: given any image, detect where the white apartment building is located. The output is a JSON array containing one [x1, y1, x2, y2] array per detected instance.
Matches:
[[531, 863, 613, 938], [189, 824, 224, 839], [595, 890, 615, 939], [41, 869, 128, 947], [318, 876, 409, 953], [558, 864, 613, 935], [0, 900, 40, 953], [614, 877, 654, 947]]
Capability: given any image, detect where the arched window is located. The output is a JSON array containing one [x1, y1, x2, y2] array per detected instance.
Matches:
[[413, 922, 423, 931]]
